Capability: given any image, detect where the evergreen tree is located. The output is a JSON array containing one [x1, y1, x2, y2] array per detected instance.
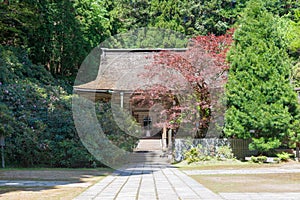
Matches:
[[109, 0, 249, 36], [0, 1, 37, 46], [289, 9, 300, 87], [224, 0, 300, 154], [1, 0, 113, 77], [28, 0, 111, 77]]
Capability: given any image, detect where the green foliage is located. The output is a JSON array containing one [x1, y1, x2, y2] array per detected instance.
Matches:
[[263, 0, 300, 17], [249, 137, 281, 154], [1, 0, 113, 77], [0, 46, 99, 167], [276, 152, 291, 162], [101, 27, 188, 48], [0, 102, 15, 137], [0, 2, 37, 46], [2, 0, 300, 78], [74, 0, 111, 47], [108, 0, 248, 36], [216, 145, 235, 160], [28, 1, 87, 76], [289, 10, 300, 54], [224, 0, 300, 155], [2, 0, 300, 167], [250, 155, 267, 163], [289, 9, 300, 87], [0, 46, 53, 84], [183, 144, 234, 164], [184, 146, 202, 164], [96, 103, 140, 152]]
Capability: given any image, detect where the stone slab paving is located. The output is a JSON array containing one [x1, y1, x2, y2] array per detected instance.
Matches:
[[73, 163, 222, 200], [74, 163, 300, 200]]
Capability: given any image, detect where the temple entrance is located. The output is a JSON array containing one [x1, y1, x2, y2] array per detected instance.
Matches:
[[132, 109, 162, 139], [143, 116, 152, 137]]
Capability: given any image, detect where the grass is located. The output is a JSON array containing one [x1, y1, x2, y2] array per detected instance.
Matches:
[[0, 187, 85, 200], [175, 159, 287, 170], [0, 167, 112, 171], [177, 160, 300, 193], [0, 168, 112, 200], [192, 173, 300, 193]]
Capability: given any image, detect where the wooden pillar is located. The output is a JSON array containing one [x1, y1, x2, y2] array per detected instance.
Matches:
[[168, 129, 172, 149], [120, 92, 124, 108], [296, 142, 300, 162], [167, 129, 173, 161], [162, 125, 167, 150]]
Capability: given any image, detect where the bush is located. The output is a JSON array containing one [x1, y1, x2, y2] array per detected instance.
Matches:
[[96, 103, 140, 152], [183, 144, 234, 164], [276, 152, 291, 162], [249, 138, 281, 156], [0, 46, 100, 168], [251, 156, 267, 163], [184, 147, 201, 164], [216, 145, 235, 160]]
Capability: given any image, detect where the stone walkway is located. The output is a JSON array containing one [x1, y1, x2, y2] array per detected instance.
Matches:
[[73, 163, 221, 200], [73, 162, 300, 200]]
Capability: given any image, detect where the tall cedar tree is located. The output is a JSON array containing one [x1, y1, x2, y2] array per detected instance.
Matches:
[[224, 0, 300, 154]]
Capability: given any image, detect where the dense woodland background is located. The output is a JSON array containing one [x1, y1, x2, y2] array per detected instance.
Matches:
[[0, 0, 300, 167]]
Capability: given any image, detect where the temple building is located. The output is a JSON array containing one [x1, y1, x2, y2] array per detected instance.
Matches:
[[73, 48, 186, 149]]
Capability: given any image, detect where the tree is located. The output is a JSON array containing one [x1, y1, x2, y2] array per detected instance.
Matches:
[[0, 45, 98, 167], [74, 0, 112, 48], [1, 0, 113, 77], [0, 103, 14, 137], [27, 0, 88, 77], [288, 9, 300, 87], [0, 1, 37, 46], [131, 30, 232, 138], [109, 0, 245, 36], [224, 0, 300, 154]]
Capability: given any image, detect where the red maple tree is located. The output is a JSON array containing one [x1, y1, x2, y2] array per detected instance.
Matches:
[[131, 29, 233, 138]]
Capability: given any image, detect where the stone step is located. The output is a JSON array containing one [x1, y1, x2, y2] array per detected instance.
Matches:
[[131, 139, 171, 164], [135, 139, 162, 151], [129, 151, 169, 164]]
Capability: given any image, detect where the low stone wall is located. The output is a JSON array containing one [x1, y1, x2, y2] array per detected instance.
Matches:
[[173, 138, 229, 162], [173, 138, 256, 162]]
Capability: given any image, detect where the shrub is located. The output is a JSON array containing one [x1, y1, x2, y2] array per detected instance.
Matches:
[[183, 144, 234, 164], [216, 145, 235, 160], [96, 103, 140, 152], [0, 46, 100, 168], [273, 157, 280, 163], [251, 155, 267, 163], [249, 138, 281, 156], [184, 146, 201, 164], [276, 152, 291, 162]]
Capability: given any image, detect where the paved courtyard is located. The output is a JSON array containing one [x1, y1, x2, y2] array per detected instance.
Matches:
[[73, 163, 221, 200], [73, 163, 300, 200]]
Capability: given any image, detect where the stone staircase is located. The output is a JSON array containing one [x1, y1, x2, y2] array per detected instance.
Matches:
[[130, 139, 169, 164], [135, 139, 163, 151]]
